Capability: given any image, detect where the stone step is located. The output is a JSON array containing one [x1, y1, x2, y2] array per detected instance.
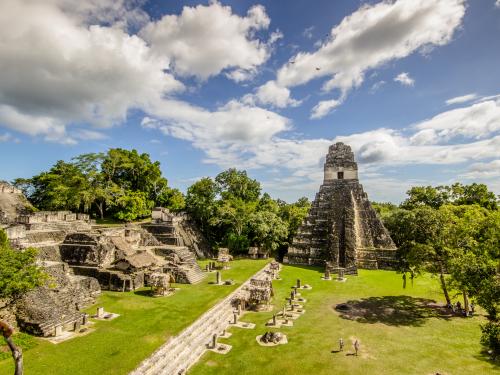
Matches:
[[130, 263, 272, 375]]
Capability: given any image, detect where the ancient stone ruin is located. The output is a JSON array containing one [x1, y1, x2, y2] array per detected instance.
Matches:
[[0, 186, 210, 338], [248, 278, 273, 311], [216, 247, 232, 269], [248, 246, 269, 259], [284, 142, 397, 274], [0, 181, 32, 224]]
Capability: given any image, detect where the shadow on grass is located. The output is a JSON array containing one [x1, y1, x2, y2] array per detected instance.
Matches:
[[283, 264, 324, 274], [335, 295, 452, 327], [474, 351, 500, 369], [133, 290, 153, 297]]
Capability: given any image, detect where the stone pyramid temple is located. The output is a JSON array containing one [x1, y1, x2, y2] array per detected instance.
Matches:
[[284, 142, 397, 274]]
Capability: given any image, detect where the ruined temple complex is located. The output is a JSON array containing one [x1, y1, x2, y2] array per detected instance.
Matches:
[[284, 142, 397, 274], [0, 184, 210, 338]]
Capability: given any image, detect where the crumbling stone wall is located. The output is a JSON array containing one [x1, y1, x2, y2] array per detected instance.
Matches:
[[12, 262, 100, 336], [142, 213, 212, 258], [0, 182, 33, 224]]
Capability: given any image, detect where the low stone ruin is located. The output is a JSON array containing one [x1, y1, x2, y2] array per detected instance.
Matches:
[[260, 331, 284, 344], [15, 261, 100, 337], [256, 331, 288, 346], [248, 247, 269, 259], [216, 247, 232, 269], [150, 273, 174, 297], [247, 278, 273, 311], [144, 207, 212, 258], [0, 182, 31, 224]]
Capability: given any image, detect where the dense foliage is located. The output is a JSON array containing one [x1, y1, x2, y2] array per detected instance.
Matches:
[[375, 183, 499, 359], [185, 169, 310, 257], [14, 149, 185, 221], [0, 230, 47, 299]]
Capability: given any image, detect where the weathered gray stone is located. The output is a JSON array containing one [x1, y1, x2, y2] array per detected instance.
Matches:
[[285, 142, 397, 273]]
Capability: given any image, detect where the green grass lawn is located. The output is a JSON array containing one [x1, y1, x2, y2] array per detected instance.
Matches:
[[0, 259, 269, 375], [189, 265, 498, 375]]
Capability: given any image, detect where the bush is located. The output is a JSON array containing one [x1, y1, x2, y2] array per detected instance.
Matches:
[[225, 233, 250, 255], [481, 321, 500, 359]]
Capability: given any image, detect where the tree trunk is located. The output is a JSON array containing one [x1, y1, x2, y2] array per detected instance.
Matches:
[[463, 291, 469, 317], [439, 266, 451, 306], [96, 202, 104, 219], [1, 320, 23, 375]]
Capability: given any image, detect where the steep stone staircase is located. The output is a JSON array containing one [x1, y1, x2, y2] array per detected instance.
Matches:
[[155, 245, 206, 284]]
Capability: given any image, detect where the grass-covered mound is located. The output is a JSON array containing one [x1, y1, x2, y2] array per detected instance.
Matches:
[[190, 265, 498, 375], [0, 259, 269, 375]]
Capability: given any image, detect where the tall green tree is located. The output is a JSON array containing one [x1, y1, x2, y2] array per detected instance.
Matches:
[[14, 148, 181, 221], [215, 168, 261, 202], [250, 210, 288, 253], [401, 183, 498, 210], [0, 230, 47, 374], [185, 177, 217, 236], [384, 206, 454, 304]]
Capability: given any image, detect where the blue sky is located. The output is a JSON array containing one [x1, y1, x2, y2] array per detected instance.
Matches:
[[0, 0, 499, 203]]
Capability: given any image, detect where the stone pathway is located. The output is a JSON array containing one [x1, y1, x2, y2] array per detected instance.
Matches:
[[129, 263, 273, 375]]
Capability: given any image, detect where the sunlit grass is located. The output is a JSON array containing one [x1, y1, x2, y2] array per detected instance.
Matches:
[[189, 265, 498, 375], [0, 259, 269, 375]]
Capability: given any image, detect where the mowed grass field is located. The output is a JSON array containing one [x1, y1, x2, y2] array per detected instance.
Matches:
[[0, 259, 269, 375], [190, 265, 498, 375]]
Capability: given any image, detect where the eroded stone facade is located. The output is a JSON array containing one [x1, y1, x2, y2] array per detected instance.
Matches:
[[284, 142, 397, 273]]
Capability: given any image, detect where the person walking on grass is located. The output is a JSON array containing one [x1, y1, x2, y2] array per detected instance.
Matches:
[[339, 338, 344, 352], [354, 339, 359, 356]]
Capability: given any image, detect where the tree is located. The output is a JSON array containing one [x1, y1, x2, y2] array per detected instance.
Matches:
[[14, 148, 178, 221], [216, 198, 256, 237], [0, 229, 47, 374], [279, 197, 310, 243], [113, 190, 152, 222], [401, 185, 450, 210], [372, 202, 398, 221], [185, 178, 217, 236], [401, 183, 498, 210], [15, 161, 86, 211], [452, 183, 498, 210], [250, 210, 288, 254], [384, 206, 454, 304], [215, 169, 261, 202], [156, 187, 186, 212]]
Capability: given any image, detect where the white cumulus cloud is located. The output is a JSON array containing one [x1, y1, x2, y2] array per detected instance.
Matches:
[[411, 98, 500, 145], [310, 99, 342, 119], [140, 1, 275, 81], [0, 0, 183, 143], [244, 81, 301, 108], [272, 0, 464, 113], [461, 160, 500, 179], [445, 93, 478, 105], [394, 72, 415, 86]]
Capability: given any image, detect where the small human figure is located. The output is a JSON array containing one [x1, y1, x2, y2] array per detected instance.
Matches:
[[339, 338, 344, 352], [470, 303, 475, 316], [402, 273, 407, 289], [354, 339, 359, 356], [456, 301, 462, 313]]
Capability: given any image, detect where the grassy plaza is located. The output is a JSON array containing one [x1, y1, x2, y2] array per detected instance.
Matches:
[[0, 259, 269, 375], [190, 265, 498, 375]]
